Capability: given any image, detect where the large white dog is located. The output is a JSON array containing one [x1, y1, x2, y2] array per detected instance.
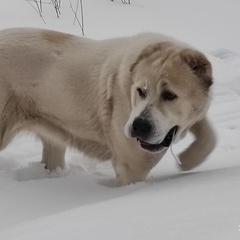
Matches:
[[0, 28, 216, 185]]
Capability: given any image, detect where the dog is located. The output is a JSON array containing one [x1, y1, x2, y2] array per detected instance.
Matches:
[[0, 28, 216, 185]]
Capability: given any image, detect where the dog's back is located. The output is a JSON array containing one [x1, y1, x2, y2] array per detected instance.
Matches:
[[0, 28, 109, 156]]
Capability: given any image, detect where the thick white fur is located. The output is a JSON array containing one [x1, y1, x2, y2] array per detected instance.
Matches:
[[0, 28, 216, 185]]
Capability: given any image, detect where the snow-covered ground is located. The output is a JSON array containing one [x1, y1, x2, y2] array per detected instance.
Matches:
[[0, 0, 240, 239]]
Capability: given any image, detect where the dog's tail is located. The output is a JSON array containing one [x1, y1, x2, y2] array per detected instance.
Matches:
[[178, 117, 217, 171]]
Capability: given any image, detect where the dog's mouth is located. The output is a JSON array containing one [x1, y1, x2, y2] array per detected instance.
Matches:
[[137, 126, 178, 153]]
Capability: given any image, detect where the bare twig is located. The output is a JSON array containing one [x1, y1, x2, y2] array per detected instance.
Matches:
[[52, 0, 61, 18], [73, 0, 79, 25], [39, 0, 43, 12], [26, 0, 46, 24], [69, 0, 85, 36], [111, 0, 131, 4], [26, 0, 85, 33], [80, 0, 84, 31]]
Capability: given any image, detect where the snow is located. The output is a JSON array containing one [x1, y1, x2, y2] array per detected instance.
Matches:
[[0, 0, 240, 239]]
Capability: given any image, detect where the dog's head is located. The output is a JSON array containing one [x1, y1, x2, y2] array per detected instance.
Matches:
[[124, 42, 213, 153]]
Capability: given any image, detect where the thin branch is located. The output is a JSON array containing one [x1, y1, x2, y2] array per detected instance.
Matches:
[[111, 0, 131, 4], [52, 0, 61, 18], [40, 0, 43, 12], [69, 0, 85, 36], [73, 0, 80, 25], [26, 0, 46, 24], [80, 0, 84, 30]]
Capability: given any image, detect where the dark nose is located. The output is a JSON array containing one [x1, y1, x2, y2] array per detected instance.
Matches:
[[132, 117, 152, 138]]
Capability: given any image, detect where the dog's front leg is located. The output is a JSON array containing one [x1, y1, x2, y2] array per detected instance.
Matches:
[[179, 117, 217, 171], [113, 161, 149, 186], [41, 139, 66, 171], [111, 150, 163, 186]]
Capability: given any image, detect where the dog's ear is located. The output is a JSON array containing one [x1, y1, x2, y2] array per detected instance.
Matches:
[[130, 42, 172, 72], [180, 49, 213, 88]]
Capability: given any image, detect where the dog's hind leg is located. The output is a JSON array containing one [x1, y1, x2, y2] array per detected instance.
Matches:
[[0, 111, 21, 152], [179, 117, 217, 171], [41, 139, 66, 171], [0, 121, 18, 151]]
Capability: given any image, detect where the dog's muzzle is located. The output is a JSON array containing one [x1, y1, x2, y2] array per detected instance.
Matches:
[[132, 117, 152, 139], [130, 117, 178, 153]]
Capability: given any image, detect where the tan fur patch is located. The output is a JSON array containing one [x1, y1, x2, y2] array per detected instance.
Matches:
[[130, 42, 173, 72], [41, 30, 73, 44], [180, 49, 213, 88]]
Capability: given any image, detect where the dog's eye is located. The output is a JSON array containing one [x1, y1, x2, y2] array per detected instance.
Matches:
[[162, 91, 177, 101], [137, 88, 146, 98]]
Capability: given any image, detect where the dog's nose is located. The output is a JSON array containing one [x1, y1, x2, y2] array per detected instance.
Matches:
[[132, 117, 152, 138]]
